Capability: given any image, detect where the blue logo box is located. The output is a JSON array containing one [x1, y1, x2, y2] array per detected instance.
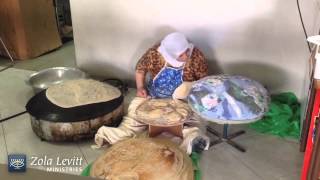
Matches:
[[8, 154, 26, 172]]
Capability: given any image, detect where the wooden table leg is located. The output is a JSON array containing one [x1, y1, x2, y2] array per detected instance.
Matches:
[[148, 125, 183, 138]]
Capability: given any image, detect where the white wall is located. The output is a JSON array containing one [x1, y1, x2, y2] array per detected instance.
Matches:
[[300, 0, 320, 36], [299, 0, 319, 128], [70, 0, 317, 99]]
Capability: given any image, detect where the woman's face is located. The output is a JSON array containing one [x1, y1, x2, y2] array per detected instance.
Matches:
[[177, 49, 190, 62]]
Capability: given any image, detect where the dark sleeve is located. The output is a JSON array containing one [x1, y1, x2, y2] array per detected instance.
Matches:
[[192, 48, 208, 80]]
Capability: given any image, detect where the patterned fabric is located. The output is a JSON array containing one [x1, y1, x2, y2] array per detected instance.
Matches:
[[188, 75, 269, 124], [136, 44, 208, 81], [148, 66, 184, 98]]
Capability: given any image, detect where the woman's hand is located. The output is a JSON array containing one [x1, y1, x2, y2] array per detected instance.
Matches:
[[136, 87, 148, 98]]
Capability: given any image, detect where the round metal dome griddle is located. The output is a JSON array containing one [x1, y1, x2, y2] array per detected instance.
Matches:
[[26, 89, 124, 122]]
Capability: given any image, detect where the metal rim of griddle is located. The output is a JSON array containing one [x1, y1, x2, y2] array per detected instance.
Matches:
[[27, 67, 89, 92], [26, 89, 124, 123]]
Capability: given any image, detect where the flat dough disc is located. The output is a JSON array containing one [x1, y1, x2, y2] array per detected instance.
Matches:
[[46, 79, 121, 108], [90, 138, 194, 180], [135, 99, 191, 126]]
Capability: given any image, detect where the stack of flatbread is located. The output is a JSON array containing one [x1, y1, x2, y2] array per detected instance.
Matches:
[[90, 138, 194, 180], [46, 79, 121, 108], [135, 99, 192, 126]]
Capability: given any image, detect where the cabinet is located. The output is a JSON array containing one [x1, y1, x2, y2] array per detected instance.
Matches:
[[0, 0, 62, 60]]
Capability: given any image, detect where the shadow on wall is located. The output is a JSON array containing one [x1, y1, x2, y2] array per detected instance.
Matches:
[[80, 61, 133, 83], [223, 61, 288, 93], [129, 26, 177, 70], [189, 28, 223, 74]]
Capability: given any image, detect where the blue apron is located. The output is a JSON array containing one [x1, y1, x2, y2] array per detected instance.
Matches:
[[148, 63, 184, 98]]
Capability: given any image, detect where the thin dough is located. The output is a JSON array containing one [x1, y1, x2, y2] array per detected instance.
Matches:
[[135, 99, 192, 126], [46, 79, 121, 108], [90, 138, 194, 180]]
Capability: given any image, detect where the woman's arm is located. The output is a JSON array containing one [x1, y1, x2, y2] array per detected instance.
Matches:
[[135, 47, 154, 98], [135, 70, 148, 98], [135, 70, 145, 89]]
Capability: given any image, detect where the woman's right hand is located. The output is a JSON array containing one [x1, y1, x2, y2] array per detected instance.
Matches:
[[136, 87, 148, 98]]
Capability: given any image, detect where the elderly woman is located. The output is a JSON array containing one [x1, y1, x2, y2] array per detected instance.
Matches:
[[136, 32, 208, 98], [95, 32, 209, 154]]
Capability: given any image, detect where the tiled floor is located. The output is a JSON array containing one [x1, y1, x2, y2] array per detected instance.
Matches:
[[201, 123, 303, 180], [0, 42, 304, 179], [0, 40, 76, 72], [0, 125, 7, 164]]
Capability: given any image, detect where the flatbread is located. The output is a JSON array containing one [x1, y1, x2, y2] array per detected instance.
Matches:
[[135, 99, 191, 126], [90, 138, 194, 180], [46, 79, 121, 108]]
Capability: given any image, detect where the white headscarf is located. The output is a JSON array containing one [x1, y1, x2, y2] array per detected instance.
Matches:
[[158, 32, 194, 68]]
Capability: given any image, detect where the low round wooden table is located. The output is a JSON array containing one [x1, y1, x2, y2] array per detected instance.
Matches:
[[148, 124, 184, 138]]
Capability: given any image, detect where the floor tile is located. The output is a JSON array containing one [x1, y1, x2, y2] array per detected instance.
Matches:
[[2, 113, 31, 136], [3, 115, 88, 176], [226, 134, 303, 180], [0, 125, 7, 164], [0, 68, 34, 119], [0, 41, 76, 72], [4, 124, 86, 176], [77, 140, 107, 165], [205, 123, 260, 150], [5, 125, 80, 158], [201, 143, 263, 180]]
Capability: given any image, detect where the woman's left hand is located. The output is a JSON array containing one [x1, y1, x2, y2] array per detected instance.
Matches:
[[136, 87, 148, 98]]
